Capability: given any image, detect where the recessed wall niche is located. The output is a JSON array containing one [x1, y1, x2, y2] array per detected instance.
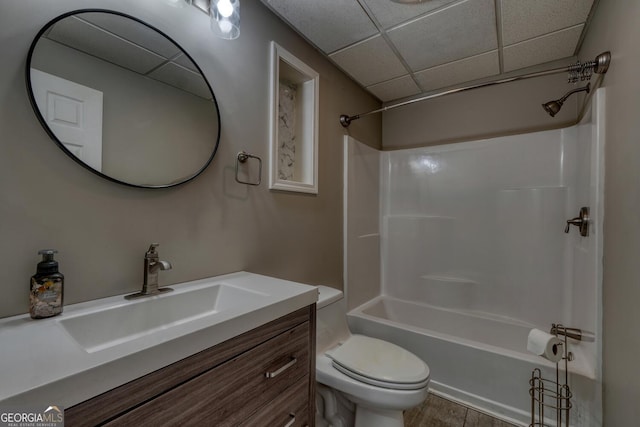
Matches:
[[269, 42, 319, 194]]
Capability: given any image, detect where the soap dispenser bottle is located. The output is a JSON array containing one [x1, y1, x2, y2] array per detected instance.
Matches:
[[30, 249, 64, 319]]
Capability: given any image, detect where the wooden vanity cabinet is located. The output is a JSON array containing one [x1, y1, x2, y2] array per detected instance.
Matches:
[[65, 305, 316, 427]]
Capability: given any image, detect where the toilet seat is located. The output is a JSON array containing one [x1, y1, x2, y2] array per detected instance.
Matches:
[[325, 335, 430, 391]]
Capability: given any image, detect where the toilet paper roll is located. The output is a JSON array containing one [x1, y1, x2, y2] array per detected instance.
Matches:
[[527, 329, 563, 363]]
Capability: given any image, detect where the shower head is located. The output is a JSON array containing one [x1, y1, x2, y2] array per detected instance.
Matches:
[[542, 100, 563, 117], [542, 83, 590, 117]]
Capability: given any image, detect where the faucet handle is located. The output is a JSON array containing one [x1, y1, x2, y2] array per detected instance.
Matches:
[[146, 243, 160, 256], [564, 207, 589, 237]]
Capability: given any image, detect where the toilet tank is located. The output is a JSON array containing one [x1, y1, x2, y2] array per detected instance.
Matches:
[[316, 286, 351, 353]]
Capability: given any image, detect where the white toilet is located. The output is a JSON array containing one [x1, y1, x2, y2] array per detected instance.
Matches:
[[315, 286, 430, 427]]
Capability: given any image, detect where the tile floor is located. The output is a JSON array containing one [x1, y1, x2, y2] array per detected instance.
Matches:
[[404, 394, 519, 427]]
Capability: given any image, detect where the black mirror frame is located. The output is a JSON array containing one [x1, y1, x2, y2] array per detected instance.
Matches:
[[25, 8, 221, 189]]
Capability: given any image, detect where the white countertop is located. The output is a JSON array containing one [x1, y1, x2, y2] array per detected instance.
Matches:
[[0, 272, 318, 407]]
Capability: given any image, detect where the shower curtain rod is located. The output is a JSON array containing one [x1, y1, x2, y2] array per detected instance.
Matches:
[[339, 51, 611, 127]]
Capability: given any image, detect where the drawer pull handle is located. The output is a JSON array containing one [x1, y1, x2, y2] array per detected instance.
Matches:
[[265, 357, 297, 378], [284, 413, 295, 427]]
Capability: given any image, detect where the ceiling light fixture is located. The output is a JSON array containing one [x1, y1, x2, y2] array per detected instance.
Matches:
[[210, 0, 240, 40], [183, 0, 240, 40], [166, 0, 188, 7]]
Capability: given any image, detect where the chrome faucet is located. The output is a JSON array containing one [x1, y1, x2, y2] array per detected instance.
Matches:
[[125, 243, 173, 300]]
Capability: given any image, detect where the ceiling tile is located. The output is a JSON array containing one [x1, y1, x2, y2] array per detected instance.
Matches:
[[260, 0, 595, 102], [47, 16, 166, 75], [173, 53, 198, 72], [148, 62, 212, 100], [366, 75, 421, 102], [79, 12, 181, 58], [501, 0, 593, 45], [330, 36, 407, 87], [503, 25, 583, 72], [387, 0, 497, 71], [360, 0, 458, 29], [264, 0, 378, 53], [414, 50, 499, 92]]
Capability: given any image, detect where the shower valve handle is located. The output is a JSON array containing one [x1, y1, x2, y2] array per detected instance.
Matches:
[[565, 207, 590, 237], [564, 219, 583, 232]]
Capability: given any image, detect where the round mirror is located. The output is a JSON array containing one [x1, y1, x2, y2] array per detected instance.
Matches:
[[26, 10, 220, 188]]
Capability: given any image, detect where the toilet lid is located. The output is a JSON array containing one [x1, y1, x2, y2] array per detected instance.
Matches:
[[325, 335, 430, 390]]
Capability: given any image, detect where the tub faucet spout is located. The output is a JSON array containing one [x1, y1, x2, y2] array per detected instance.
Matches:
[[125, 243, 173, 300]]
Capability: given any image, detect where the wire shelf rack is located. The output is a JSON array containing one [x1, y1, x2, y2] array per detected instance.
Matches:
[[529, 325, 574, 427]]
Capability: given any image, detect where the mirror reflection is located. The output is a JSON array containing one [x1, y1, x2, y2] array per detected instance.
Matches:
[[27, 10, 220, 188]]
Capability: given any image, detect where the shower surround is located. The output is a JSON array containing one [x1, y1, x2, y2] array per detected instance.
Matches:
[[344, 90, 605, 426]]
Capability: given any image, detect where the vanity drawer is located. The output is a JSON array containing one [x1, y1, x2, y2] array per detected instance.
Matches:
[[105, 321, 310, 426], [240, 376, 309, 427]]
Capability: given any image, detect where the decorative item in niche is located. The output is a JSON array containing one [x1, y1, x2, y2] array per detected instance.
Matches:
[[269, 42, 319, 194], [278, 80, 296, 181]]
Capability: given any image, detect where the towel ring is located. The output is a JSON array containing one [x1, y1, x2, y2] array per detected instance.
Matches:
[[235, 151, 262, 186]]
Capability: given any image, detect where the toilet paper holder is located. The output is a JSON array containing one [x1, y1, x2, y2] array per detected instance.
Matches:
[[550, 324, 594, 343], [529, 323, 592, 427]]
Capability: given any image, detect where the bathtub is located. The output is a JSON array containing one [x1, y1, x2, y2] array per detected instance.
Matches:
[[347, 296, 600, 426]]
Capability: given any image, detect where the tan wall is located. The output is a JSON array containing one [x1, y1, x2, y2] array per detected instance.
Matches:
[[578, 0, 640, 424], [0, 0, 380, 318], [381, 70, 579, 149]]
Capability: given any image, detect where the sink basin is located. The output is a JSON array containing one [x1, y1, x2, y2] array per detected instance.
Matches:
[[59, 283, 267, 352], [0, 271, 318, 407]]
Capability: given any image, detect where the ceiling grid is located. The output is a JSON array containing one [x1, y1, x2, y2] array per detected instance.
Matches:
[[262, 0, 595, 102]]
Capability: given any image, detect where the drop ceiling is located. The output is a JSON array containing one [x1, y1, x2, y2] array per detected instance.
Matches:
[[43, 13, 212, 99], [261, 0, 596, 103]]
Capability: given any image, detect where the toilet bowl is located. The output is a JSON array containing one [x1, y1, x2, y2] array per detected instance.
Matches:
[[315, 286, 430, 427]]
